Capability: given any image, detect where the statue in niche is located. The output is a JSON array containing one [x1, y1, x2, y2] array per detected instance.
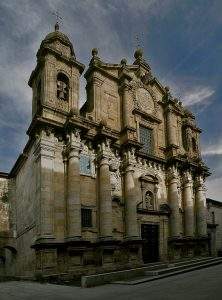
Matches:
[[145, 190, 154, 210]]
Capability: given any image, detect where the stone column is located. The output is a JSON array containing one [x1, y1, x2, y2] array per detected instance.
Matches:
[[99, 155, 113, 239], [66, 129, 82, 240], [166, 106, 177, 146], [124, 164, 139, 239], [195, 176, 207, 237], [167, 168, 181, 237], [183, 172, 194, 237]]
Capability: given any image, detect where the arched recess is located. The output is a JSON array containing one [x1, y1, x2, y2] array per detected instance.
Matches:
[[3, 245, 17, 255], [57, 72, 69, 101], [138, 174, 159, 211]]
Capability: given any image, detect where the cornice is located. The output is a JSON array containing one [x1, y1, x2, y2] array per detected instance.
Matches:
[[0, 172, 9, 179], [84, 64, 119, 82], [132, 107, 162, 124], [9, 153, 29, 178]]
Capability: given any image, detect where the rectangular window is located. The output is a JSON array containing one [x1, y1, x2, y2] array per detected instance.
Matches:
[[139, 125, 153, 154], [80, 155, 91, 175], [81, 208, 92, 227]]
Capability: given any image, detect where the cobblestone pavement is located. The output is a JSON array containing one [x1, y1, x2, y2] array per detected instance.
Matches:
[[1, 264, 222, 300]]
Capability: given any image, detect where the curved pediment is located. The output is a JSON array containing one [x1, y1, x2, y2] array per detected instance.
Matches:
[[139, 173, 159, 184]]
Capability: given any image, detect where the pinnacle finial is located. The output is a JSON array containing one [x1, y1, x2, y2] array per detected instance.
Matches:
[[120, 58, 127, 66]]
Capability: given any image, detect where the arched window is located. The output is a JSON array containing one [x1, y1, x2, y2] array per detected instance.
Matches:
[[57, 73, 69, 101], [145, 191, 154, 210], [182, 126, 188, 150]]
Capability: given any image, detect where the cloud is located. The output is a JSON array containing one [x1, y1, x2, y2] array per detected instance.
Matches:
[[202, 139, 222, 156], [206, 177, 222, 201], [183, 86, 215, 107]]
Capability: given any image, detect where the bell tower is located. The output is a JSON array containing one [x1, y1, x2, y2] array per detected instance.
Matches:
[[28, 23, 85, 119]]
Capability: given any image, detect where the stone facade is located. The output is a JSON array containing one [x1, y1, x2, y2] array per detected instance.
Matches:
[[0, 24, 210, 279]]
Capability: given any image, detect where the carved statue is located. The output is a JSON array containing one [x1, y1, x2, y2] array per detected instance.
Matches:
[[145, 191, 154, 210]]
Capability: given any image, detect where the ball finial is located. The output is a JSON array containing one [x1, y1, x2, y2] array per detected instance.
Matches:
[[120, 58, 127, 66], [92, 48, 98, 57], [134, 48, 143, 59]]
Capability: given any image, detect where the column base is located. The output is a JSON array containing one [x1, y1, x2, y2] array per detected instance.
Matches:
[[168, 235, 210, 260]]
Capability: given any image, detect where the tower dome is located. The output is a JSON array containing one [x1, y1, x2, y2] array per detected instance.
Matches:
[[39, 23, 75, 58]]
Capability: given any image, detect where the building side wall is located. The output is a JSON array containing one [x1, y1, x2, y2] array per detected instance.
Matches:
[[207, 203, 222, 253]]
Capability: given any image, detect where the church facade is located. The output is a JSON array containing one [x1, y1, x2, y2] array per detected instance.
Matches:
[[0, 24, 210, 279]]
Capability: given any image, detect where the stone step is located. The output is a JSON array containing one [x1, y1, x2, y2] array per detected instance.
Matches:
[[145, 257, 221, 276], [81, 257, 217, 287], [113, 257, 222, 285]]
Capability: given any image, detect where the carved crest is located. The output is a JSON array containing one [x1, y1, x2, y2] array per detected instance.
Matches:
[[129, 79, 158, 114]]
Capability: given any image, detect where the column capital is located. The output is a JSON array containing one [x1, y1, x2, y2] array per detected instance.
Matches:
[[182, 171, 192, 187], [65, 128, 82, 158], [122, 147, 136, 166], [96, 138, 112, 161], [98, 156, 109, 167], [166, 166, 178, 184]]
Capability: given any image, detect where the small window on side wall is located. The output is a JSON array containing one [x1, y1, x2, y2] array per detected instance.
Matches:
[[81, 208, 92, 228], [57, 72, 69, 101]]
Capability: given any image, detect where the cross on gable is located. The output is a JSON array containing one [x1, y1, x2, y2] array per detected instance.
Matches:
[[52, 10, 62, 23], [134, 33, 144, 49], [52, 10, 63, 30]]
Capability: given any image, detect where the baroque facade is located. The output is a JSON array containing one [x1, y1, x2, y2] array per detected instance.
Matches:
[[0, 24, 210, 278]]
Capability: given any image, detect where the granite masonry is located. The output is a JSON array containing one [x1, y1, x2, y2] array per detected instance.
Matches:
[[0, 24, 211, 279]]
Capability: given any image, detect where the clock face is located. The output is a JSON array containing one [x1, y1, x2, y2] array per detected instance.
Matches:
[[136, 88, 155, 114]]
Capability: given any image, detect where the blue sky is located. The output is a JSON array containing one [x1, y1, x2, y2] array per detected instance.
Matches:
[[0, 0, 221, 200]]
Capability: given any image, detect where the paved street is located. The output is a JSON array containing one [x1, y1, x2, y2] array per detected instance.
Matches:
[[1, 264, 222, 300]]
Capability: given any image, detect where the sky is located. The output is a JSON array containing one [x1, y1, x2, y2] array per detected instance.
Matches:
[[0, 0, 221, 200]]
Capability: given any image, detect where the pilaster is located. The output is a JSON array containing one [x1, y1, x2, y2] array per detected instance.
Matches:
[[65, 129, 82, 241], [34, 129, 56, 241]]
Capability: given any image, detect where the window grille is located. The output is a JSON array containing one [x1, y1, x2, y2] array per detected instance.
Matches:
[[81, 208, 92, 227], [139, 126, 153, 154], [80, 155, 91, 175]]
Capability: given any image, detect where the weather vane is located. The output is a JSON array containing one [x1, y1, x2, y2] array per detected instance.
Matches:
[[52, 10, 63, 31]]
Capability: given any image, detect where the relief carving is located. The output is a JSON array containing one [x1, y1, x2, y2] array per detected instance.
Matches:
[[129, 79, 158, 114]]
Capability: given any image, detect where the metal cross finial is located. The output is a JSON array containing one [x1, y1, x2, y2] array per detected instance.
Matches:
[[52, 10, 63, 31], [134, 33, 144, 49]]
